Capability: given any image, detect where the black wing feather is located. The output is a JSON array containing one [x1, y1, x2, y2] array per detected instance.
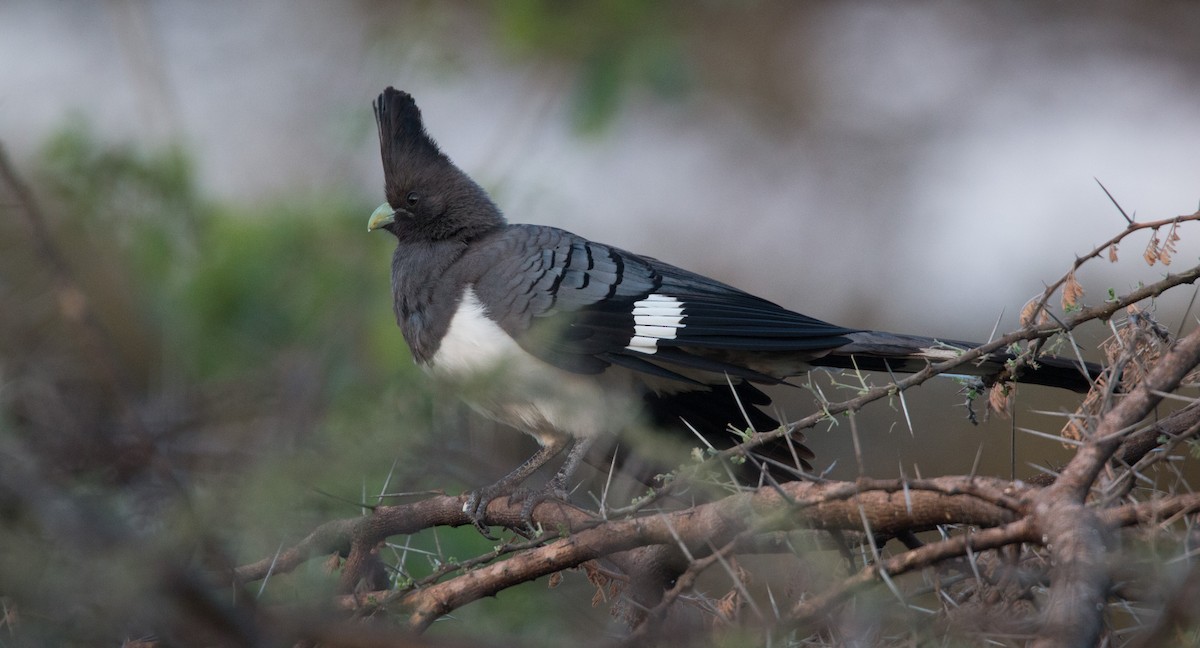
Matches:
[[467, 225, 857, 382]]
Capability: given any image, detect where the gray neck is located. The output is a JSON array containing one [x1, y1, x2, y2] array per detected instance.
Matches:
[[391, 239, 473, 364]]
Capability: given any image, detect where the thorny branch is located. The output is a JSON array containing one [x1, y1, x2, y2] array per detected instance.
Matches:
[[1031, 325, 1200, 648], [1026, 212, 1200, 330], [715, 216, 1200, 469]]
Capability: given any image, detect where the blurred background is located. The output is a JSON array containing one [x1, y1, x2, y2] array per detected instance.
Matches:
[[2, 1, 1199, 644]]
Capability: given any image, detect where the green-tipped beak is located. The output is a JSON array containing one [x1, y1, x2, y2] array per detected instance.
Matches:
[[368, 203, 395, 231]]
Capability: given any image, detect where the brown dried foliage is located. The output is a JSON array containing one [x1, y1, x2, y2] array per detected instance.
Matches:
[[1061, 270, 1085, 310]]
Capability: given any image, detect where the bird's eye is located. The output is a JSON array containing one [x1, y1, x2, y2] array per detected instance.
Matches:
[[406, 191, 420, 207]]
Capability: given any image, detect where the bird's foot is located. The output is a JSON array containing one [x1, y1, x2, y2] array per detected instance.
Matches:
[[462, 479, 568, 539], [463, 482, 515, 540], [507, 478, 570, 533], [462, 439, 573, 538]]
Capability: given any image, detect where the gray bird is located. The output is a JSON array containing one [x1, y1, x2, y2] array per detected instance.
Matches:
[[366, 87, 1097, 533]]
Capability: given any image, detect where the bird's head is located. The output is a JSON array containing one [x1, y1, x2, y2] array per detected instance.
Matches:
[[367, 87, 503, 242]]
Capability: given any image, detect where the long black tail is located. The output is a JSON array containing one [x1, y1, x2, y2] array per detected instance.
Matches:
[[610, 331, 1102, 487], [810, 331, 1102, 393]]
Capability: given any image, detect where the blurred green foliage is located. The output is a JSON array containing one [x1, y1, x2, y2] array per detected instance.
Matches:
[[38, 122, 397, 385], [492, 0, 693, 131]]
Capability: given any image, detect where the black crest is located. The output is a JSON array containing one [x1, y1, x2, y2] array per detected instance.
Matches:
[[374, 87, 448, 208]]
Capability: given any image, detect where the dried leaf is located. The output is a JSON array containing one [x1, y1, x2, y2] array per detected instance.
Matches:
[[1060, 371, 1104, 445], [1019, 299, 1040, 328], [1107, 244, 1119, 262], [1062, 271, 1085, 310], [732, 560, 751, 589], [1100, 304, 1166, 391], [987, 384, 1012, 418], [323, 552, 342, 574], [713, 590, 740, 623], [1160, 227, 1178, 266], [1144, 230, 1161, 266], [583, 561, 608, 588], [1061, 418, 1085, 443], [1062, 302, 1176, 443], [581, 561, 617, 607], [548, 572, 563, 589]]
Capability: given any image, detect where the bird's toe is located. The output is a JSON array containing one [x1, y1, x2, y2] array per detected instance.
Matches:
[[463, 483, 512, 540], [508, 482, 570, 531]]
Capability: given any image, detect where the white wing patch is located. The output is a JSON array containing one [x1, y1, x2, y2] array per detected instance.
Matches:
[[626, 294, 685, 354]]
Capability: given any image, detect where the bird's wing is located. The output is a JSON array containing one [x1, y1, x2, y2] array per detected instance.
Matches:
[[468, 225, 859, 384]]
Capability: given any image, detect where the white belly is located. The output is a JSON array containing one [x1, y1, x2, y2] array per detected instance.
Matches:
[[423, 288, 639, 444]]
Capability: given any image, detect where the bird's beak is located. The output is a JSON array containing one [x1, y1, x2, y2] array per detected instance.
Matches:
[[368, 203, 396, 232]]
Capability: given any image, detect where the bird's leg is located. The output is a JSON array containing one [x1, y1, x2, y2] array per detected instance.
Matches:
[[464, 436, 568, 538], [511, 436, 596, 527]]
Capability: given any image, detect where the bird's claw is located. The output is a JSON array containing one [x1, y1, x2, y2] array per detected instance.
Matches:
[[463, 483, 509, 540], [464, 477, 569, 538], [508, 481, 569, 533]]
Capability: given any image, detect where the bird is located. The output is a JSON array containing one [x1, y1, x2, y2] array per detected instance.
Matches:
[[366, 87, 1099, 533]]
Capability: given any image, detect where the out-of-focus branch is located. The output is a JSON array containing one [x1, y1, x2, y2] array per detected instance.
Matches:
[[243, 477, 1021, 631], [1116, 399, 1200, 466], [0, 142, 143, 424], [1098, 491, 1200, 528], [237, 476, 1024, 587], [1031, 325, 1200, 648], [398, 481, 1013, 632], [788, 517, 1039, 626], [1027, 401, 1200, 488], [1129, 561, 1200, 648], [1051, 325, 1200, 501]]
